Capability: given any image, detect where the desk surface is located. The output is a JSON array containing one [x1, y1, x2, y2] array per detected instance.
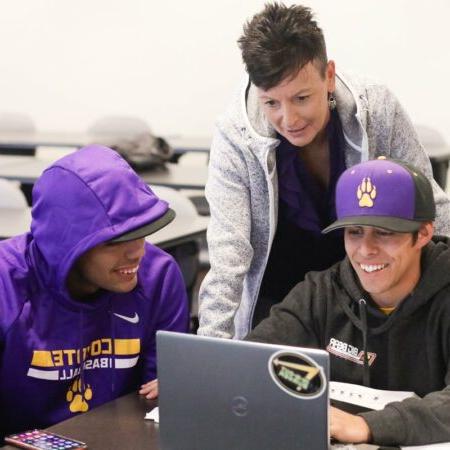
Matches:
[[138, 163, 208, 190], [0, 142, 448, 191], [0, 132, 211, 155], [1, 393, 389, 450], [0, 155, 208, 190], [0, 207, 208, 249], [0, 129, 448, 159], [1, 394, 159, 450]]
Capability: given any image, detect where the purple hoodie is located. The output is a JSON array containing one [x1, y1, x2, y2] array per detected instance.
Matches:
[[0, 145, 188, 437]]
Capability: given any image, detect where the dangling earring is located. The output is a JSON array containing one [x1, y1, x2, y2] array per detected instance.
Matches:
[[328, 93, 337, 111]]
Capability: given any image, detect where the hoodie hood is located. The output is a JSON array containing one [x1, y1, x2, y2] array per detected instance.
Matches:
[[336, 235, 450, 335], [30, 145, 169, 296], [405, 235, 450, 309]]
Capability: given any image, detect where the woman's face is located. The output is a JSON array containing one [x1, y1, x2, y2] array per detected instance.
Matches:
[[257, 60, 335, 148]]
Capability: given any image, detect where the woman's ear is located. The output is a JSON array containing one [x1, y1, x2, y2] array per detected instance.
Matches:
[[326, 60, 336, 93]]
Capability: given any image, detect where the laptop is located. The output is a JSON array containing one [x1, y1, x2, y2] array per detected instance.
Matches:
[[157, 331, 330, 450]]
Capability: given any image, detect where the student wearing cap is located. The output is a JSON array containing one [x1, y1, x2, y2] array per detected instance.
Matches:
[[246, 158, 450, 446], [198, 2, 450, 340], [0, 145, 188, 439]]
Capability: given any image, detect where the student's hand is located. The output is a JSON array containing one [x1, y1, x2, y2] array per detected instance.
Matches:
[[330, 406, 371, 444], [139, 379, 159, 399]]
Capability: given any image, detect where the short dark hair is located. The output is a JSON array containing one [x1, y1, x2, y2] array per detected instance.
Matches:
[[238, 2, 328, 90]]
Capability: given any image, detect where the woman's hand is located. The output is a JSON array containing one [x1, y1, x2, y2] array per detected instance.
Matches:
[[139, 379, 159, 399]]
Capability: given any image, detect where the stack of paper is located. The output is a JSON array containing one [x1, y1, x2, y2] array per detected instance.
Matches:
[[330, 381, 417, 411], [402, 444, 450, 449]]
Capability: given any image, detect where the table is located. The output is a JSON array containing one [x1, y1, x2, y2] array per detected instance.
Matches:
[[0, 206, 208, 250], [1, 148, 448, 193], [0, 132, 210, 157], [139, 163, 208, 190], [0, 393, 394, 450], [0, 130, 449, 188], [0, 155, 208, 190], [1, 394, 159, 450]]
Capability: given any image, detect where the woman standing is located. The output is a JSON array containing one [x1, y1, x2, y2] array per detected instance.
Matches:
[[198, 3, 450, 339]]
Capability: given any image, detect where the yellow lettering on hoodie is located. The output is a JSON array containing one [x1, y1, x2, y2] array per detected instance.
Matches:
[[114, 339, 140, 355], [31, 351, 54, 367]]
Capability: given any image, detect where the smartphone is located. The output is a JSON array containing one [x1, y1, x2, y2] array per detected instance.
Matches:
[[4, 429, 88, 450]]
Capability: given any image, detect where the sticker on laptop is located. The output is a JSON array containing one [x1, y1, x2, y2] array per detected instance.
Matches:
[[268, 351, 326, 399]]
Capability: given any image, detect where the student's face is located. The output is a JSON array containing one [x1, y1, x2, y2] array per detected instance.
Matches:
[[258, 60, 335, 148], [67, 238, 146, 300], [344, 224, 432, 307]]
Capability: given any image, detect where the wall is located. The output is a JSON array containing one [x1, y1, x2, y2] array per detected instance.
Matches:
[[0, 0, 448, 143]]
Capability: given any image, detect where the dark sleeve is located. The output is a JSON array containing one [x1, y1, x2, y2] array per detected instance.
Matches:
[[141, 259, 189, 383], [245, 273, 323, 348], [360, 386, 450, 447], [359, 292, 450, 447]]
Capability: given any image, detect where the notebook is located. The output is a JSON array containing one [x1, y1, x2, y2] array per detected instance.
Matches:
[[156, 331, 330, 450]]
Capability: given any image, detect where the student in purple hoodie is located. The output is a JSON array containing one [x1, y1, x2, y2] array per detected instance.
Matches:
[[0, 145, 189, 439]]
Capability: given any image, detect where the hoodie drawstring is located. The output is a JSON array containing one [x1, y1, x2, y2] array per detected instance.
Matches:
[[358, 298, 370, 387]]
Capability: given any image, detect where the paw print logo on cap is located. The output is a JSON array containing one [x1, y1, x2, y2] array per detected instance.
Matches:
[[357, 177, 377, 208], [66, 377, 93, 413]]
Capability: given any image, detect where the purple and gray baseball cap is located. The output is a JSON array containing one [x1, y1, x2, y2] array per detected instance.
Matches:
[[322, 158, 436, 233]]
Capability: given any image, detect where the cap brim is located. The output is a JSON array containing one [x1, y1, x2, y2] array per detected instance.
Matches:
[[109, 208, 176, 243], [322, 215, 423, 234]]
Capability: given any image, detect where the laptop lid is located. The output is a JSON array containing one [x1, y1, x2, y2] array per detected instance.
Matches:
[[157, 331, 330, 450]]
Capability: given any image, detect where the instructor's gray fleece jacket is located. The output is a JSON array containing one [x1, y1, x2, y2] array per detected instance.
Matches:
[[198, 72, 450, 339], [247, 237, 450, 447]]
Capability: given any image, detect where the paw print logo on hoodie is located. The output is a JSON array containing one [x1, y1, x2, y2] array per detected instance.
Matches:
[[66, 378, 93, 413]]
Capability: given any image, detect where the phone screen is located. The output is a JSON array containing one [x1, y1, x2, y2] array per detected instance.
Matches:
[[5, 429, 88, 450]]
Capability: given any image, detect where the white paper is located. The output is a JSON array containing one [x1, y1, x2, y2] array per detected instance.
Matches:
[[402, 443, 450, 449], [330, 381, 417, 411], [330, 445, 358, 449], [144, 406, 159, 423]]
